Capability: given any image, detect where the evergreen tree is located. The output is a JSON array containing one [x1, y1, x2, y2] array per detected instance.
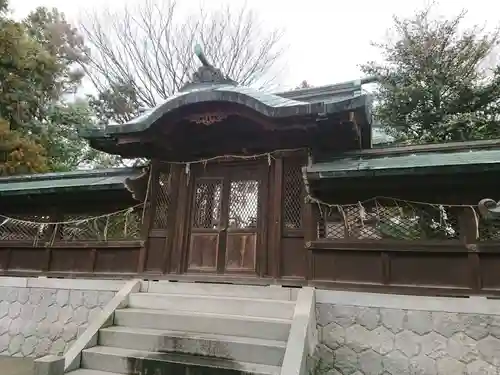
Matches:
[[362, 5, 500, 144]]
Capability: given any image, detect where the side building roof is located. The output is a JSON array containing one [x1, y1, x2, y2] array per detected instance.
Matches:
[[0, 168, 142, 196], [306, 139, 500, 179]]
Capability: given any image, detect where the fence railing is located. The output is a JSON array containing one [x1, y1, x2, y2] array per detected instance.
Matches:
[[0, 204, 144, 247], [315, 197, 498, 243]]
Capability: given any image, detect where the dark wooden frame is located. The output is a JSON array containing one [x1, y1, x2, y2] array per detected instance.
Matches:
[[178, 161, 269, 277], [2, 151, 500, 298]]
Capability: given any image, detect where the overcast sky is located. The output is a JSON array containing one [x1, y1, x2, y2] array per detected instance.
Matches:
[[12, 0, 500, 90]]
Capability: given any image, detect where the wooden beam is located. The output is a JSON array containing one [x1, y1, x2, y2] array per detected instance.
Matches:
[[170, 165, 190, 274], [303, 200, 318, 280], [339, 138, 500, 158], [137, 162, 160, 273], [163, 164, 180, 274], [269, 158, 283, 278], [348, 111, 362, 149]]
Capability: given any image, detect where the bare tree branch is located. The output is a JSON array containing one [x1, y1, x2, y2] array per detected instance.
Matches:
[[78, 0, 286, 123]]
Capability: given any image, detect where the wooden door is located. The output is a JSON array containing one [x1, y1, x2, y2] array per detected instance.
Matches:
[[186, 163, 266, 275]]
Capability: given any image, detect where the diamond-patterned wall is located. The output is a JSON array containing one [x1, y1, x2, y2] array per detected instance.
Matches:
[[0, 287, 115, 357], [313, 303, 500, 375]]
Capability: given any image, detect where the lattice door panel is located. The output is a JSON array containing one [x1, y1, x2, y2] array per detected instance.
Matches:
[[228, 180, 258, 229], [152, 172, 172, 229], [192, 180, 222, 229], [283, 161, 303, 231], [188, 179, 223, 271], [225, 180, 259, 270]]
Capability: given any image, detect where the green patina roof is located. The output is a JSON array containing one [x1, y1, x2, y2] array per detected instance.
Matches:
[[0, 168, 141, 196], [81, 86, 371, 138], [80, 57, 373, 140], [307, 140, 500, 179]]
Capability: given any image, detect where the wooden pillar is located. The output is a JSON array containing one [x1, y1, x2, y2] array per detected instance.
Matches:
[[137, 163, 160, 273], [458, 207, 481, 292], [303, 197, 318, 281], [43, 211, 61, 272], [161, 164, 179, 274], [170, 165, 190, 274], [268, 157, 283, 279]]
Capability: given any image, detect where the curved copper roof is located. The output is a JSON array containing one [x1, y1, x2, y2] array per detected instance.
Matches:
[[81, 83, 370, 139]]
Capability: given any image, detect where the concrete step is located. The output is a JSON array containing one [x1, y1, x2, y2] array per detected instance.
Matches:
[[145, 281, 297, 301], [129, 292, 295, 319], [66, 369, 124, 375], [82, 346, 281, 375], [114, 308, 291, 341], [99, 326, 286, 366]]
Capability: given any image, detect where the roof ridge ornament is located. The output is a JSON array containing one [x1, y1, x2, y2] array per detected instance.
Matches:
[[180, 44, 237, 91]]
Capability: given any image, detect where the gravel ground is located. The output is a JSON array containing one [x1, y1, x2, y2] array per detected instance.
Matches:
[[0, 357, 34, 375]]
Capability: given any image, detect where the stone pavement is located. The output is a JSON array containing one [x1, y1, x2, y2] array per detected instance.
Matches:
[[0, 357, 33, 375]]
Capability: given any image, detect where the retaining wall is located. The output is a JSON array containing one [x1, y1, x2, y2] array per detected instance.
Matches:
[[0, 277, 125, 357], [313, 291, 500, 375]]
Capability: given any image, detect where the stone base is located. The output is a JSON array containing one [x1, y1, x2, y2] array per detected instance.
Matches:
[[314, 292, 500, 375], [0, 277, 122, 357]]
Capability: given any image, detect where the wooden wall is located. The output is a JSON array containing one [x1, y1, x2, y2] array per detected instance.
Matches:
[[2, 155, 500, 299], [308, 240, 500, 297], [0, 242, 142, 277]]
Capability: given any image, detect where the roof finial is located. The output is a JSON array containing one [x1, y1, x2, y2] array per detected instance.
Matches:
[[194, 44, 210, 67], [179, 44, 237, 91]]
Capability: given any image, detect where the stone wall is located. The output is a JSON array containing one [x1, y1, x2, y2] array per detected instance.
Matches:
[[0, 277, 125, 358], [313, 291, 500, 375]]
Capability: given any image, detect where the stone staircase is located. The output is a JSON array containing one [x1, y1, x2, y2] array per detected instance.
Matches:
[[66, 282, 301, 375]]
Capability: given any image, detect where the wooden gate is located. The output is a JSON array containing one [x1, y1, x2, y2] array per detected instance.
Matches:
[[185, 162, 268, 276]]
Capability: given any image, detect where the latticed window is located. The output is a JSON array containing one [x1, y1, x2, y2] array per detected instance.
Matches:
[[192, 179, 222, 229], [478, 214, 500, 241], [153, 172, 172, 229], [317, 198, 461, 241], [229, 180, 258, 229], [282, 160, 303, 231], [0, 215, 50, 242], [60, 210, 142, 241]]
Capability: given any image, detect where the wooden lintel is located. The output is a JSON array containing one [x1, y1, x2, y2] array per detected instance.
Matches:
[[348, 111, 362, 148], [117, 136, 143, 145]]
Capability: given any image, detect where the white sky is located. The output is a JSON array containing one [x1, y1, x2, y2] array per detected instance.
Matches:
[[11, 0, 500, 90]]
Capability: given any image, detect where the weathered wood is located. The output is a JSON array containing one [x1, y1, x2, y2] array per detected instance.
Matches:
[[270, 158, 283, 278], [381, 252, 391, 285], [137, 162, 158, 273], [162, 165, 180, 274], [338, 138, 500, 158], [309, 240, 468, 252], [171, 165, 190, 274], [303, 202, 316, 281]]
